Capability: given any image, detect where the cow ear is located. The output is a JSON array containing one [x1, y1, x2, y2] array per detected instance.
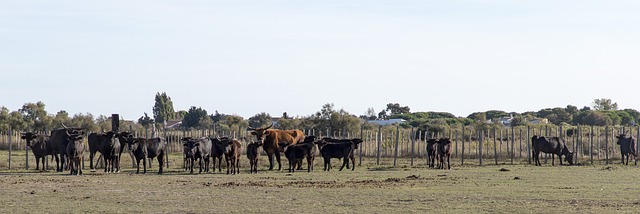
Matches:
[[228, 141, 234, 145], [195, 143, 200, 147], [21, 135, 27, 139], [183, 143, 188, 147], [251, 132, 257, 136]]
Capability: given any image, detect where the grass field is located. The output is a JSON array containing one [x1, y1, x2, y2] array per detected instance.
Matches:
[[1, 150, 640, 213]]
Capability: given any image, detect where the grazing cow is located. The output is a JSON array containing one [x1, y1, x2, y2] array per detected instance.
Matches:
[[246, 141, 263, 174], [49, 123, 85, 172], [21, 132, 51, 171], [128, 137, 167, 174], [315, 138, 362, 171], [426, 139, 438, 168], [436, 138, 452, 170], [615, 134, 638, 165], [210, 137, 229, 173], [284, 136, 318, 173], [531, 135, 574, 166], [66, 132, 85, 176], [248, 123, 305, 171], [182, 137, 212, 174], [217, 138, 242, 174]]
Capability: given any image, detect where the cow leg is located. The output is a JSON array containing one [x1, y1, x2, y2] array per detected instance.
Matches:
[[135, 158, 141, 174], [275, 151, 282, 171], [266, 153, 275, 171], [350, 155, 356, 171], [157, 154, 164, 175], [447, 155, 451, 170], [130, 151, 137, 168], [89, 152, 95, 169], [339, 156, 348, 171], [142, 156, 148, 174]]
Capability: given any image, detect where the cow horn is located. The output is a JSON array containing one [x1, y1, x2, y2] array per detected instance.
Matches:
[[264, 122, 273, 129], [61, 122, 69, 129], [247, 126, 256, 131], [66, 129, 72, 136]]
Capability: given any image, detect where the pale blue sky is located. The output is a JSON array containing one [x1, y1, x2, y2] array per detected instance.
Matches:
[[1, 1, 639, 120]]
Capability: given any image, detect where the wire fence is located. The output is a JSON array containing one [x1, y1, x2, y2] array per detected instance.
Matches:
[[1, 125, 639, 170]]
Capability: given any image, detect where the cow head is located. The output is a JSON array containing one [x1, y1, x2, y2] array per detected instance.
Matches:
[[67, 133, 84, 143], [182, 138, 198, 158], [565, 152, 574, 165], [21, 132, 38, 147], [616, 134, 630, 145], [351, 138, 363, 149], [247, 123, 274, 141]]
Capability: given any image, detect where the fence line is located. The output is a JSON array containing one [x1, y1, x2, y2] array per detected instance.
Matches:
[[2, 125, 640, 170]]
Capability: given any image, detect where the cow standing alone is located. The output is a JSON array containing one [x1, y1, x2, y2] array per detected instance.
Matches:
[[616, 134, 638, 165]]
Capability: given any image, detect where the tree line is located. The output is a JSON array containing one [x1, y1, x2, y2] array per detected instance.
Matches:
[[1, 93, 636, 136]]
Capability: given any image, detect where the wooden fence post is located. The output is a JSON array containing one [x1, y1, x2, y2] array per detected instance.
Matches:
[[605, 126, 609, 165], [479, 128, 483, 166], [590, 126, 594, 165], [527, 126, 531, 164], [393, 125, 399, 166], [376, 126, 381, 165], [511, 126, 515, 165], [410, 127, 415, 166], [493, 127, 498, 165], [9, 127, 12, 170], [461, 126, 465, 166], [359, 125, 363, 166]]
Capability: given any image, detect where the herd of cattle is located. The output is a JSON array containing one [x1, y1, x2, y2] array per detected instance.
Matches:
[[18, 123, 640, 175]]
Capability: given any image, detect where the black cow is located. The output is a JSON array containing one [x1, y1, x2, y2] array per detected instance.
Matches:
[[436, 138, 452, 170], [210, 137, 229, 173], [182, 137, 212, 174], [320, 137, 363, 169], [246, 141, 263, 174], [50, 123, 85, 172], [316, 138, 362, 171], [181, 137, 193, 171], [128, 137, 167, 174], [88, 131, 123, 172], [21, 132, 51, 171], [101, 131, 121, 173], [615, 134, 638, 165], [284, 136, 318, 173], [531, 135, 574, 166], [66, 132, 85, 176], [426, 138, 438, 168]]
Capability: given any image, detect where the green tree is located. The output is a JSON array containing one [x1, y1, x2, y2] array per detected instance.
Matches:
[[52, 110, 70, 129], [592, 98, 618, 111], [510, 115, 529, 127], [248, 112, 272, 128], [19, 101, 52, 131], [386, 103, 410, 115], [582, 111, 613, 126], [152, 92, 175, 124], [182, 107, 210, 129], [138, 112, 155, 129], [70, 113, 98, 131]]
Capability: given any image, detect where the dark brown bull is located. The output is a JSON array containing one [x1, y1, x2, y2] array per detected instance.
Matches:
[[426, 138, 438, 168], [436, 138, 452, 170], [248, 123, 305, 171], [615, 134, 638, 165], [531, 135, 574, 166], [66, 131, 85, 176], [128, 137, 167, 174], [246, 141, 263, 174], [21, 132, 51, 171]]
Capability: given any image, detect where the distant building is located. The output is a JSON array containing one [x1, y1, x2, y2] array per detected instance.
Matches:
[[529, 118, 549, 125], [366, 119, 406, 126]]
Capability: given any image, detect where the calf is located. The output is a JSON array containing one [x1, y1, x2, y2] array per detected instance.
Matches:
[[531, 135, 574, 166], [128, 137, 167, 174], [616, 134, 638, 165], [246, 141, 263, 174], [181, 137, 193, 171], [436, 138, 452, 170], [182, 137, 212, 174], [210, 137, 229, 173], [315, 138, 362, 171], [216, 138, 242, 174], [426, 139, 438, 168], [66, 132, 85, 176], [21, 132, 51, 171], [284, 136, 318, 173]]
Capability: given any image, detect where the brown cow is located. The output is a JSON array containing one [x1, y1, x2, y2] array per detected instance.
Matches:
[[246, 141, 263, 174], [248, 123, 305, 171], [218, 138, 242, 175]]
